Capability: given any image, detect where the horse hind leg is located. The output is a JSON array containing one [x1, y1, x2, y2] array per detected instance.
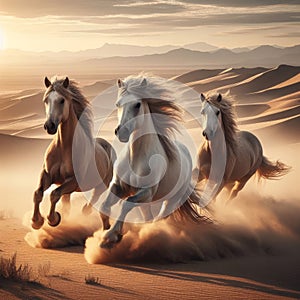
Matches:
[[61, 194, 71, 216], [82, 184, 112, 229], [227, 178, 250, 203], [140, 205, 153, 222], [82, 184, 106, 216]]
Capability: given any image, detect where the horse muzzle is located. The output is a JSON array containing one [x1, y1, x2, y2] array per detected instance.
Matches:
[[115, 125, 130, 143], [202, 130, 211, 141], [44, 120, 58, 135]]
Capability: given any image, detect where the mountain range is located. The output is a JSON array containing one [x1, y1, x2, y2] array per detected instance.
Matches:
[[1, 43, 298, 69]]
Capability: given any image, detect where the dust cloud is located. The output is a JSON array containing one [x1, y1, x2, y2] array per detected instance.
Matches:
[[84, 192, 300, 264], [23, 197, 101, 249]]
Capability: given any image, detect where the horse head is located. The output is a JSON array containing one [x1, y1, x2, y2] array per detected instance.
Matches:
[[200, 93, 222, 141], [43, 76, 70, 135], [114, 77, 147, 142]]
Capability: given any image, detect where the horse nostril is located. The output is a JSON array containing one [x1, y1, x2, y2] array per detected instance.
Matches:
[[44, 124, 47, 130], [202, 131, 206, 137], [115, 126, 120, 135]]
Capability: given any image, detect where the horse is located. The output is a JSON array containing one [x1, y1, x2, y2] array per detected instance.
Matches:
[[193, 92, 290, 204], [31, 76, 116, 230], [98, 74, 207, 249]]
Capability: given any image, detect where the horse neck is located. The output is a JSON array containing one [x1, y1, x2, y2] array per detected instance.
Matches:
[[207, 122, 227, 157], [56, 104, 78, 150], [129, 106, 161, 160]]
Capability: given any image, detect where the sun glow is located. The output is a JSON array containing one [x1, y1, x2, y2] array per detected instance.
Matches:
[[0, 29, 4, 50]]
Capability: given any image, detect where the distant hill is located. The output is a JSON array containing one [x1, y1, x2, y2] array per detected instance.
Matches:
[[1, 44, 299, 70], [80, 45, 300, 69]]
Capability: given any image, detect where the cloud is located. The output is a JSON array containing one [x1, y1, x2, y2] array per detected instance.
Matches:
[[180, 0, 300, 7], [59, 11, 300, 37], [268, 32, 300, 38], [0, 0, 299, 19], [1, 0, 299, 50], [0, 0, 185, 18], [222, 26, 290, 36]]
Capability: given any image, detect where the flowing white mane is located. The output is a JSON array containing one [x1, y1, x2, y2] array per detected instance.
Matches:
[[119, 74, 184, 160], [119, 73, 176, 102]]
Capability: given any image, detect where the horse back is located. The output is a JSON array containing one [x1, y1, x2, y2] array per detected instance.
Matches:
[[238, 131, 262, 155], [229, 130, 263, 180]]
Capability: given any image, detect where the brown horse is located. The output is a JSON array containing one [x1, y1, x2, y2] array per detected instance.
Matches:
[[31, 76, 116, 229], [194, 92, 290, 204]]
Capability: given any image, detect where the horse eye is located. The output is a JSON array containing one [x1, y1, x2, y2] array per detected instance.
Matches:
[[60, 99, 65, 104], [135, 102, 141, 109]]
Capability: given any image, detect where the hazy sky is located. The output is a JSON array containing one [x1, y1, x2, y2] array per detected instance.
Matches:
[[0, 0, 299, 51]]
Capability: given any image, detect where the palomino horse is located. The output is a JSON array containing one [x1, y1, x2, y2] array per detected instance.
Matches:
[[194, 92, 290, 203], [31, 76, 116, 229], [99, 74, 206, 248]]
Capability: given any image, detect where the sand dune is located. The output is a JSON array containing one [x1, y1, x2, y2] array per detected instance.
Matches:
[[0, 64, 298, 141], [228, 65, 299, 98], [188, 67, 267, 94], [254, 115, 300, 144]]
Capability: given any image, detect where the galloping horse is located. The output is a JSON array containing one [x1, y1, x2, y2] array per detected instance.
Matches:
[[99, 74, 206, 248], [31, 76, 116, 229], [194, 92, 290, 203]]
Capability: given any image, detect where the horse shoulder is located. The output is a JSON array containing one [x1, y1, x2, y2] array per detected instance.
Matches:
[[197, 142, 211, 165], [43, 141, 63, 179]]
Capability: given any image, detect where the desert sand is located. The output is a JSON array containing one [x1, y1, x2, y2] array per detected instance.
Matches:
[[0, 65, 300, 299]]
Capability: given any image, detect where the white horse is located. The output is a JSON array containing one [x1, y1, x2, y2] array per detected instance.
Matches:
[[98, 74, 206, 248], [194, 92, 290, 203]]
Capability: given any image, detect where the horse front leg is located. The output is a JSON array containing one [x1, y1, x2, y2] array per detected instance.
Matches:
[[100, 188, 152, 249], [47, 177, 77, 227], [31, 170, 51, 230], [98, 182, 125, 230]]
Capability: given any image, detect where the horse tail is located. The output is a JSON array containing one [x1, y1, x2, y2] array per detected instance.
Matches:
[[257, 156, 290, 180], [173, 186, 213, 224]]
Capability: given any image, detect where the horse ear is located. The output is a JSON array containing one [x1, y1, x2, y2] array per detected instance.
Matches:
[[44, 77, 51, 88], [200, 93, 205, 102], [63, 77, 69, 88], [217, 93, 222, 102], [117, 79, 124, 88], [141, 78, 147, 87]]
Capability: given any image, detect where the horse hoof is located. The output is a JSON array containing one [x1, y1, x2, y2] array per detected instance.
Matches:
[[48, 212, 61, 227], [31, 217, 44, 230], [99, 233, 123, 249], [116, 234, 123, 243], [99, 241, 113, 249], [82, 204, 93, 216]]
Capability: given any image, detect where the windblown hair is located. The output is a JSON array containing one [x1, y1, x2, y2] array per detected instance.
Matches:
[[121, 73, 176, 102], [207, 92, 238, 155], [122, 74, 184, 160], [43, 76, 94, 140]]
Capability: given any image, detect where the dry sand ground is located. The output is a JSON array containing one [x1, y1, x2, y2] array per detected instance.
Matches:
[[0, 65, 300, 299]]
